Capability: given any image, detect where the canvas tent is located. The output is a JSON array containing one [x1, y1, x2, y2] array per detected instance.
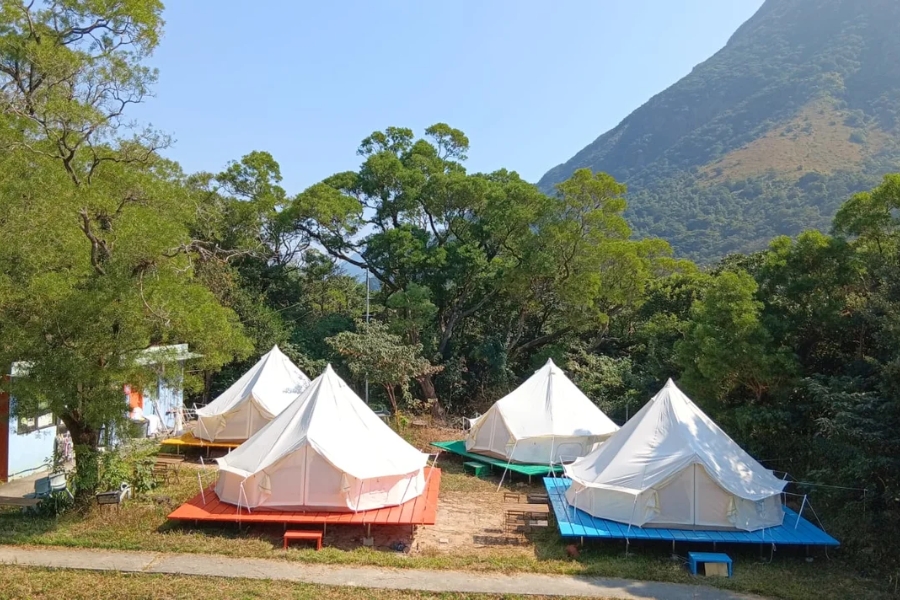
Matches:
[[194, 345, 310, 442], [215, 364, 429, 511], [466, 359, 619, 464], [564, 379, 787, 531]]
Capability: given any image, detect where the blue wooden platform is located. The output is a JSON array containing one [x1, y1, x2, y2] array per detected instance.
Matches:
[[544, 477, 839, 547]]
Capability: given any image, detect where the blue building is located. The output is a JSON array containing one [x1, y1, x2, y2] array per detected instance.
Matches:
[[0, 363, 58, 481], [1, 344, 197, 482]]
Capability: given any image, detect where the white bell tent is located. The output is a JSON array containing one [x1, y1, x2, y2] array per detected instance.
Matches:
[[465, 358, 620, 464], [215, 364, 430, 511], [194, 345, 310, 442], [564, 379, 787, 531]]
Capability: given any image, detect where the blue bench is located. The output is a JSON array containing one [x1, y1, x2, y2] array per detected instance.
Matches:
[[687, 552, 733, 577]]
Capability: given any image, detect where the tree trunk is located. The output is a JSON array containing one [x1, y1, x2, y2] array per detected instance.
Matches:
[[60, 413, 101, 504], [202, 370, 213, 404], [416, 374, 447, 425], [383, 385, 399, 415], [416, 373, 437, 402]]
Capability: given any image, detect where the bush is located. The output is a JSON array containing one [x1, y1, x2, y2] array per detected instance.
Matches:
[[34, 489, 75, 518], [97, 446, 157, 495]]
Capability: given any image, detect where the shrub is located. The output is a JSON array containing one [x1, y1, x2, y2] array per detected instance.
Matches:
[[96, 446, 157, 495], [34, 489, 76, 518]]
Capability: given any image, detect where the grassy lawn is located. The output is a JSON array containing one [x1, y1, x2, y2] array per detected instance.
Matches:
[[0, 430, 891, 600], [0, 565, 600, 600]]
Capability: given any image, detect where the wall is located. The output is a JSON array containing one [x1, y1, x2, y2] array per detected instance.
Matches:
[[156, 361, 185, 431], [6, 406, 56, 481], [138, 361, 185, 432]]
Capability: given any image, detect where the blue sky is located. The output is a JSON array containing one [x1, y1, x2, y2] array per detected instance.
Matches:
[[131, 1, 764, 193]]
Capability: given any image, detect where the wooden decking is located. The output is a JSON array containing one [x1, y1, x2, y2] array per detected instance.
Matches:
[[168, 468, 441, 526], [160, 431, 242, 450]]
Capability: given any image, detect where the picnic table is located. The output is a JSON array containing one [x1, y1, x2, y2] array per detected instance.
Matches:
[[153, 454, 185, 484]]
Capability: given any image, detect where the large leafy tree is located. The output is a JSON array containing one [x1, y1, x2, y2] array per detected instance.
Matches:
[[676, 270, 794, 403], [290, 127, 676, 407], [0, 0, 250, 497]]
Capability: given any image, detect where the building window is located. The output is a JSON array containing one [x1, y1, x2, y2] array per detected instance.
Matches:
[[16, 400, 55, 435]]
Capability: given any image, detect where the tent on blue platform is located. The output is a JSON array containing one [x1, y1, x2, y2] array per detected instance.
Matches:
[[564, 379, 787, 532]]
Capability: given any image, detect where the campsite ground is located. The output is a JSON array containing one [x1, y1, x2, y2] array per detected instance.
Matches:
[[0, 425, 890, 600], [0, 565, 604, 600]]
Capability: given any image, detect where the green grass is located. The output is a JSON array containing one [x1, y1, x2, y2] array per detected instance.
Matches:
[[0, 565, 602, 600], [0, 452, 892, 600]]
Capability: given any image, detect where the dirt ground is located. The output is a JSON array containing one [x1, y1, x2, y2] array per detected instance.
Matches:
[[414, 490, 522, 553], [306, 488, 543, 556]]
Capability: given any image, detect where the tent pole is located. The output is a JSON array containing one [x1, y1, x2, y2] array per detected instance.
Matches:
[[198, 472, 206, 505], [548, 435, 556, 480], [365, 268, 369, 404], [496, 441, 519, 492], [795, 495, 808, 530]]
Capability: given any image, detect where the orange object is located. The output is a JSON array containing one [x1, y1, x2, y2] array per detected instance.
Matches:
[[283, 530, 323, 550], [126, 385, 143, 411], [168, 467, 441, 527]]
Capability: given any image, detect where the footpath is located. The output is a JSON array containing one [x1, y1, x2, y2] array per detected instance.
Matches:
[[0, 546, 763, 600]]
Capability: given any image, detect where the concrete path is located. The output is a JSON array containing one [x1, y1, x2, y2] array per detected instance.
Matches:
[[0, 546, 763, 600]]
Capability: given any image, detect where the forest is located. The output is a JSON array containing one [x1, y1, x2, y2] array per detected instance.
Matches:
[[0, 0, 897, 577]]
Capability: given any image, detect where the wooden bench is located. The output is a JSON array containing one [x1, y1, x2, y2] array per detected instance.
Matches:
[[0, 496, 41, 508], [283, 530, 323, 551], [688, 551, 732, 577], [463, 461, 489, 478]]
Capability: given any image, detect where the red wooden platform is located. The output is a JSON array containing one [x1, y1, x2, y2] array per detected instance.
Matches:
[[168, 468, 441, 526]]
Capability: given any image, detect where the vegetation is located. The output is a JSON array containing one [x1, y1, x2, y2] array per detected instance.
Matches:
[[538, 0, 900, 262], [1, 0, 899, 596], [0, 566, 591, 600], [0, 0, 251, 500]]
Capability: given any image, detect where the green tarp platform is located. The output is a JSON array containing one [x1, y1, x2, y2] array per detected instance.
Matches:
[[430, 440, 564, 477]]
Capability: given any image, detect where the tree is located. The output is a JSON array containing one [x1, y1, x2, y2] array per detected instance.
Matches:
[[676, 270, 794, 403], [0, 1, 251, 499], [500, 169, 678, 360], [290, 128, 677, 409], [326, 320, 442, 416]]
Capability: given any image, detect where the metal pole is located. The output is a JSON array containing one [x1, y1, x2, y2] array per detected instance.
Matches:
[[365, 268, 370, 404]]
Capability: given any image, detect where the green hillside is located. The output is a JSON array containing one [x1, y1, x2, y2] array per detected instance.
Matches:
[[539, 0, 900, 262]]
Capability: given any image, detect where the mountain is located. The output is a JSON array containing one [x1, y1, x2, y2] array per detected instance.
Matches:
[[538, 0, 900, 262]]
